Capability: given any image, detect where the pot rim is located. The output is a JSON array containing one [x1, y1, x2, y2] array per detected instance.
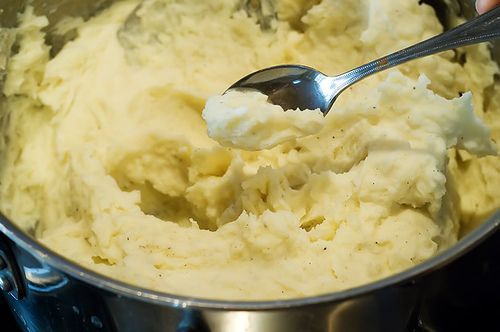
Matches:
[[0, 210, 498, 310]]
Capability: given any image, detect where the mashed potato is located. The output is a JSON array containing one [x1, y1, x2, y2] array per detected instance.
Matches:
[[203, 90, 326, 150], [0, 0, 498, 300]]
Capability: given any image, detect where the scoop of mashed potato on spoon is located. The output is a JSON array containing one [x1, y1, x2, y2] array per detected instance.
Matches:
[[202, 90, 325, 150]]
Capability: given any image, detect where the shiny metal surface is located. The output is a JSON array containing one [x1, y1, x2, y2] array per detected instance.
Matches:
[[229, 6, 500, 115], [0, 275, 12, 292], [0, 235, 23, 300], [0, 0, 499, 331]]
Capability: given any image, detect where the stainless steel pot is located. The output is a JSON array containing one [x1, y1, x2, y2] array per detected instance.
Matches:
[[0, 1, 499, 331]]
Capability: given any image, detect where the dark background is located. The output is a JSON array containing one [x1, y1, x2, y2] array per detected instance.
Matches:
[[1, 229, 499, 332]]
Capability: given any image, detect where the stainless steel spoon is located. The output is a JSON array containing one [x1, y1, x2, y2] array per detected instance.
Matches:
[[228, 6, 500, 115]]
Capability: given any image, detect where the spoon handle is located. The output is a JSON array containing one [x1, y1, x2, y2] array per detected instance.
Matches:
[[334, 6, 500, 92]]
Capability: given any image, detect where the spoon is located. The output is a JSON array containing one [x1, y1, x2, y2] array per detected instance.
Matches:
[[228, 6, 500, 115]]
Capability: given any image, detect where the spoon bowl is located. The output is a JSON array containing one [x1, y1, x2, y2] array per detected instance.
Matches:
[[229, 65, 336, 115]]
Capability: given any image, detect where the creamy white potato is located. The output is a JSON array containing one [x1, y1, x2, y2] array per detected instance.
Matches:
[[0, 0, 498, 300], [203, 90, 325, 150]]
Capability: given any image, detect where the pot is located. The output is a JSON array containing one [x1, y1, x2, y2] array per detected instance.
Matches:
[[0, 1, 499, 331]]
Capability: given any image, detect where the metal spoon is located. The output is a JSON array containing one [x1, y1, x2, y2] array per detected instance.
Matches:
[[228, 6, 500, 115]]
